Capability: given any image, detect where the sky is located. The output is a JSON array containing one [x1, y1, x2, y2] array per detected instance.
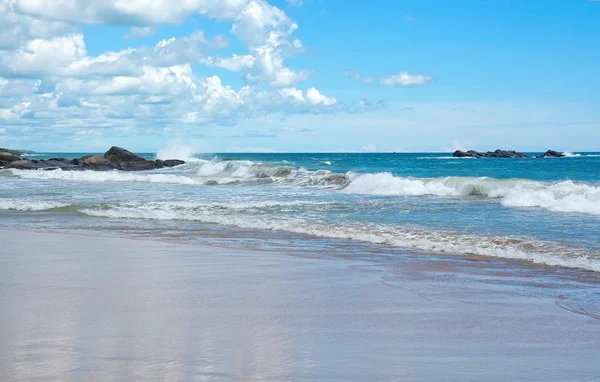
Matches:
[[0, 0, 599, 153]]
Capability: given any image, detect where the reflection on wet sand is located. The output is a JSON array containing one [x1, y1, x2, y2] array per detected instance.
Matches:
[[1, 230, 599, 381]]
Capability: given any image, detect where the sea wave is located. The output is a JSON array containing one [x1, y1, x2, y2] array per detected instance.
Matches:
[[74, 202, 600, 272], [10, 159, 600, 215], [2, 197, 599, 271], [11, 169, 201, 185], [343, 174, 600, 215], [0, 199, 70, 211]]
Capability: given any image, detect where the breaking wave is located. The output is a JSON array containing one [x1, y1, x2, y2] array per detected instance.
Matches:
[[9, 158, 600, 215], [0, 199, 70, 211]]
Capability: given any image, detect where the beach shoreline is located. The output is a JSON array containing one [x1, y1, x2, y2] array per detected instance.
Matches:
[[1, 229, 599, 381]]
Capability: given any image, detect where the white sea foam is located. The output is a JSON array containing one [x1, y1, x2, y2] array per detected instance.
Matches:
[[0, 199, 69, 211], [11, 169, 200, 185], [343, 173, 600, 215], [562, 152, 582, 157], [77, 202, 600, 272]]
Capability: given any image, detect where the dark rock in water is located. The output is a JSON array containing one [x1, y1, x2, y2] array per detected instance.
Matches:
[[538, 150, 565, 158], [163, 159, 186, 167], [4, 146, 185, 172], [7, 160, 43, 169], [117, 161, 162, 171], [453, 149, 529, 158], [82, 155, 112, 167], [104, 146, 146, 163], [453, 150, 483, 158], [485, 149, 529, 158], [46, 159, 78, 169], [103, 146, 168, 171], [48, 157, 70, 163]]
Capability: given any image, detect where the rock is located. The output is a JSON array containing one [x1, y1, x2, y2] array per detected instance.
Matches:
[[104, 146, 146, 163], [117, 161, 162, 171], [103, 146, 168, 171], [0, 148, 23, 156], [0, 151, 22, 164], [4, 146, 185, 172], [48, 157, 70, 163], [484, 149, 529, 158], [453, 149, 529, 158], [538, 150, 565, 158], [6, 160, 43, 170], [163, 159, 186, 167], [453, 150, 483, 158], [82, 155, 111, 166], [81, 155, 115, 171], [46, 159, 78, 169]]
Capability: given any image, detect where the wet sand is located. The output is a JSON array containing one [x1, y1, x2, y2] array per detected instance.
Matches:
[[0, 230, 599, 381]]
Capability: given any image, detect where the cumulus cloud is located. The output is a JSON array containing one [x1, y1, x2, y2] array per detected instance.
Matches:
[[0, 0, 384, 138]]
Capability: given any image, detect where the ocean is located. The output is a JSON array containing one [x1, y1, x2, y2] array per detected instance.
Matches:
[[2, 150, 600, 272]]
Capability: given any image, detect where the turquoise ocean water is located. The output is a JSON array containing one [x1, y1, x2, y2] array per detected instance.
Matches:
[[2, 151, 600, 272]]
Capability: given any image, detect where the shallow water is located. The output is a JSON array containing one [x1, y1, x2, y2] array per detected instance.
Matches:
[[2, 152, 600, 271]]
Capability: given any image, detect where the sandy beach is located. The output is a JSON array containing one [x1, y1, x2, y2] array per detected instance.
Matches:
[[0, 229, 598, 381]]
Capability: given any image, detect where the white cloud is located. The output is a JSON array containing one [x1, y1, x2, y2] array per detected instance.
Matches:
[[346, 69, 432, 88], [76, 129, 102, 135], [14, 0, 250, 24], [380, 72, 431, 87], [0, 0, 383, 135], [125, 26, 155, 39], [0, 127, 6, 133], [287, 0, 304, 7], [0, 1, 74, 50], [202, 54, 255, 71], [0, 34, 86, 77], [306, 87, 336, 105]]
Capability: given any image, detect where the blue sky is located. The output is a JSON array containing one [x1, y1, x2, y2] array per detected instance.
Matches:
[[0, 0, 599, 152]]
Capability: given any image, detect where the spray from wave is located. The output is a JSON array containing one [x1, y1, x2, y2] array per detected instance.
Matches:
[[156, 141, 200, 162]]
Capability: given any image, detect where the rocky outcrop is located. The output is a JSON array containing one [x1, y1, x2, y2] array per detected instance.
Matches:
[[0, 151, 22, 167], [104, 146, 146, 163], [2, 146, 185, 171], [538, 150, 565, 158], [0, 148, 23, 156], [162, 159, 186, 167], [453, 149, 529, 158]]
